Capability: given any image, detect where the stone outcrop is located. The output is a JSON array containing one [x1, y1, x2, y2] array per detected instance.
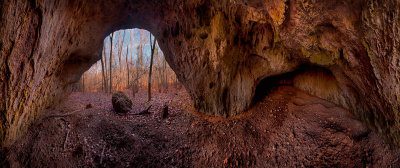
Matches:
[[1, 0, 399, 147]]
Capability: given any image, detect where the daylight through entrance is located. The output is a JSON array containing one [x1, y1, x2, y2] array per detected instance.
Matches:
[[79, 29, 181, 94], [2, 1, 400, 167]]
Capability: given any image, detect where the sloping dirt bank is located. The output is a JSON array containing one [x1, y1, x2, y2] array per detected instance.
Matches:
[[3, 87, 399, 167]]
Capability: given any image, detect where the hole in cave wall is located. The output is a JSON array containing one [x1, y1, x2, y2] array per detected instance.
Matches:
[[251, 65, 342, 107], [76, 28, 181, 93]]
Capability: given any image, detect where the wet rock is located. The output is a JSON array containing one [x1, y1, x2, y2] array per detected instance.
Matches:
[[112, 92, 132, 114]]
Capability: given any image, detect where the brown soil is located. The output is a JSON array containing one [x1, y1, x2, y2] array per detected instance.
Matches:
[[3, 86, 400, 167]]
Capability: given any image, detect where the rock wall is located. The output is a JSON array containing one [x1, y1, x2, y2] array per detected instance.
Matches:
[[1, 0, 399, 147]]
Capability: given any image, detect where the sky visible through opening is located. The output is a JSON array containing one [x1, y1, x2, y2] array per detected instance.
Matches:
[[82, 28, 178, 92], [104, 28, 162, 66], [88, 28, 164, 73]]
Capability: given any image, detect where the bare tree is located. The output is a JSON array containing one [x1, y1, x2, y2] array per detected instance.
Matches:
[[125, 45, 129, 87], [148, 34, 156, 101], [103, 41, 108, 92], [136, 30, 147, 87], [129, 30, 134, 86], [109, 32, 114, 93], [118, 31, 126, 73], [80, 29, 179, 94], [163, 56, 168, 91], [136, 45, 141, 87], [156, 47, 163, 91], [101, 45, 107, 92], [82, 73, 85, 92], [117, 31, 126, 90]]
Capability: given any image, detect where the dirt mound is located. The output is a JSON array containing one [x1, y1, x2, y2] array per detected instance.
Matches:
[[3, 88, 400, 167]]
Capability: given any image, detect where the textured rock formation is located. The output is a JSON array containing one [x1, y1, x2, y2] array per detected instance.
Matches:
[[1, 0, 399, 147]]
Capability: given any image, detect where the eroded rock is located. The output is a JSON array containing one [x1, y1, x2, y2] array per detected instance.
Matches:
[[0, 0, 400, 147]]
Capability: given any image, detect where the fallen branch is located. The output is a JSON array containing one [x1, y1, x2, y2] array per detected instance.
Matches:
[[63, 130, 70, 150], [133, 105, 152, 115], [100, 144, 106, 165]]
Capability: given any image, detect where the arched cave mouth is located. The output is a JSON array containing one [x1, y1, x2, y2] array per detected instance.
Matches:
[[251, 65, 341, 107], [75, 28, 181, 93]]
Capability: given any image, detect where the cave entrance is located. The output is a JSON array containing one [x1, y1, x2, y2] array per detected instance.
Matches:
[[77, 28, 182, 94], [252, 65, 341, 107]]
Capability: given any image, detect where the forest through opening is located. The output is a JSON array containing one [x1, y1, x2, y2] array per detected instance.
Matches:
[[78, 29, 182, 94]]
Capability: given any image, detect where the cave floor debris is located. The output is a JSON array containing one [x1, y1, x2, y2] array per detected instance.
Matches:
[[4, 86, 400, 167]]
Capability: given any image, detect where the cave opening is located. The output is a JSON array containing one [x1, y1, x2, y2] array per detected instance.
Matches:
[[251, 65, 341, 107], [77, 28, 182, 94], [3, 0, 400, 166]]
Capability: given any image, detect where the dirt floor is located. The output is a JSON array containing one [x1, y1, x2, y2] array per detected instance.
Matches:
[[2, 86, 400, 167]]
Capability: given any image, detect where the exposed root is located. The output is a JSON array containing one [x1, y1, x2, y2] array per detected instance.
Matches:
[[133, 105, 152, 115]]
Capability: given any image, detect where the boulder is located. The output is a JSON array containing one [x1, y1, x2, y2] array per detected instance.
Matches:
[[112, 92, 132, 114]]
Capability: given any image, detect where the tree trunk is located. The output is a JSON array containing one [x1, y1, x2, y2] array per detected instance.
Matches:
[[126, 46, 129, 87], [82, 73, 85, 92], [157, 54, 162, 90], [103, 45, 108, 93], [109, 33, 114, 93], [164, 57, 168, 91], [165, 67, 168, 91], [148, 34, 156, 102], [101, 45, 107, 92], [130, 30, 134, 87], [136, 45, 140, 88], [118, 31, 125, 74], [161, 57, 165, 91]]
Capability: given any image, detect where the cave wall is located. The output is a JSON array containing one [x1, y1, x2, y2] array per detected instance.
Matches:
[[1, 0, 399, 147]]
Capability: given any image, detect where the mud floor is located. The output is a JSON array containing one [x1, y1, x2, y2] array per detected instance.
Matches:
[[3, 86, 400, 167]]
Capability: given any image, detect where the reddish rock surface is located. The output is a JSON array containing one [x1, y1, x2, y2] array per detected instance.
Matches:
[[1, 0, 400, 148]]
